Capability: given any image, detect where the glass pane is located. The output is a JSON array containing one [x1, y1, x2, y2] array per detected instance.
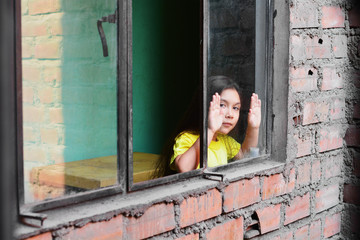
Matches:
[[207, 0, 264, 166], [132, 0, 200, 182], [22, 0, 118, 203]]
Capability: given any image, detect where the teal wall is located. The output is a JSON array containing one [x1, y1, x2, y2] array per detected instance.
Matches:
[[62, 0, 118, 162], [132, 0, 199, 154]]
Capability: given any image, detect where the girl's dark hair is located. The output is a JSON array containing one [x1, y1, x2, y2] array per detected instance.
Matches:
[[152, 75, 241, 178]]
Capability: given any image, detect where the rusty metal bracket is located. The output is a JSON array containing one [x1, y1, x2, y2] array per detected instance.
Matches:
[[97, 10, 118, 57], [20, 212, 47, 228]]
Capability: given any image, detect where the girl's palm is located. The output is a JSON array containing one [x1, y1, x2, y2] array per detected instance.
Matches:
[[208, 93, 223, 133], [248, 93, 261, 128]]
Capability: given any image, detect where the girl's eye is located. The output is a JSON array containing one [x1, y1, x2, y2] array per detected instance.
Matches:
[[220, 103, 226, 108], [233, 106, 240, 111]]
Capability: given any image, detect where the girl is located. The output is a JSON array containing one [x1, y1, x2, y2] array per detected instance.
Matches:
[[153, 75, 261, 177]]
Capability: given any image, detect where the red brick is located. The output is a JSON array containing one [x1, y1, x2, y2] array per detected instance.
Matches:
[[302, 101, 329, 125], [23, 127, 36, 142], [289, 66, 318, 92], [24, 232, 52, 240], [321, 6, 345, 28], [49, 108, 63, 124], [309, 219, 321, 240], [63, 215, 123, 240], [23, 86, 34, 103], [350, 211, 360, 234], [290, 2, 319, 29], [29, 0, 60, 15], [262, 174, 286, 200], [345, 125, 360, 147], [329, 98, 345, 120], [22, 64, 41, 82], [23, 146, 46, 163], [291, 35, 306, 61], [21, 17, 47, 37], [312, 159, 321, 183], [22, 38, 33, 58], [294, 225, 309, 240], [223, 177, 260, 212], [38, 87, 54, 104], [349, 5, 360, 27], [43, 66, 62, 85], [305, 35, 331, 59], [315, 184, 340, 213], [255, 204, 281, 234], [296, 162, 311, 187], [179, 189, 222, 228], [333, 35, 347, 58], [318, 126, 343, 153], [294, 132, 313, 158], [271, 231, 293, 240], [321, 66, 343, 91], [323, 155, 342, 180], [40, 127, 59, 144], [353, 151, 360, 177], [175, 233, 199, 240], [284, 193, 310, 225], [324, 212, 341, 238], [23, 106, 45, 123], [287, 168, 296, 193], [206, 217, 243, 240], [34, 37, 62, 59], [354, 103, 360, 119], [126, 203, 175, 240], [344, 184, 360, 205]]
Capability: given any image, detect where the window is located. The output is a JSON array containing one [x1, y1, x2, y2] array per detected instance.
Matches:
[[15, 0, 276, 216]]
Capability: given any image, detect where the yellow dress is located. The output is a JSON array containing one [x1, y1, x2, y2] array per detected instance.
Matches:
[[170, 132, 241, 169]]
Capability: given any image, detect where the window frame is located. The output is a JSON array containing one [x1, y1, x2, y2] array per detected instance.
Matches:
[[12, 0, 284, 215]]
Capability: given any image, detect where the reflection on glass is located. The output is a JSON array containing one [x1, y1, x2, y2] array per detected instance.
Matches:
[[22, 0, 118, 203], [132, 0, 199, 182], [207, 0, 263, 166]]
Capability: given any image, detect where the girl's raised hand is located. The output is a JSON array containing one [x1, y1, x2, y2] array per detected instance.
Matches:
[[248, 93, 261, 129], [208, 93, 223, 134]]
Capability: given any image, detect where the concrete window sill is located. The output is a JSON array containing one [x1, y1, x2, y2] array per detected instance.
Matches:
[[15, 158, 284, 239]]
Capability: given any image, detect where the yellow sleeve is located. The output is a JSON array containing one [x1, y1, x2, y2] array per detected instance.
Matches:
[[223, 135, 241, 159], [169, 132, 199, 166]]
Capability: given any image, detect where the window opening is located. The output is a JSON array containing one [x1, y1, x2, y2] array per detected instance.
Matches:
[[20, 0, 119, 204]]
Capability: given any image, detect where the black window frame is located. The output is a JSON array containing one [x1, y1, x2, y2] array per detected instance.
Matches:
[[8, 0, 284, 217]]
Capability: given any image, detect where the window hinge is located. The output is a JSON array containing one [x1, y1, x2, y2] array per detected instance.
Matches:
[[202, 169, 225, 182], [20, 212, 47, 228]]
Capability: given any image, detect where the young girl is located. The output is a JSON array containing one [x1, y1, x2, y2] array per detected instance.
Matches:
[[153, 75, 261, 177]]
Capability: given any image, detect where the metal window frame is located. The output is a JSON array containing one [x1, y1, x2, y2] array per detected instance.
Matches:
[[13, 0, 280, 214]]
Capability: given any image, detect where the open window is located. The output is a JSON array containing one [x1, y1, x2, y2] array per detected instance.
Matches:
[[17, 0, 275, 216]]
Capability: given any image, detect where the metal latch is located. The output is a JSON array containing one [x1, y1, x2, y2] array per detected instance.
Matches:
[[20, 212, 47, 228], [97, 10, 118, 57], [202, 169, 225, 182]]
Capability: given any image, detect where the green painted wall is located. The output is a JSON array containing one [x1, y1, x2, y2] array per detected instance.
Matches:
[[132, 0, 199, 154], [62, 0, 118, 162]]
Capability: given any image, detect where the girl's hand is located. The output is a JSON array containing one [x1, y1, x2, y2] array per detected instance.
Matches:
[[208, 93, 223, 134], [248, 93, 261, 129]]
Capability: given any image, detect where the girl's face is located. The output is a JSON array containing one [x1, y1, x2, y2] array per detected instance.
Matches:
[[218, 88, 241, 135]]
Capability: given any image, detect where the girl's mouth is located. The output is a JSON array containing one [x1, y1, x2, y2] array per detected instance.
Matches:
[[222, 123, 232, 127]]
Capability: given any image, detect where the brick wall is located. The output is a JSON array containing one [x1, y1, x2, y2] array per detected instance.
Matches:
[[19, 0, 360, 239]]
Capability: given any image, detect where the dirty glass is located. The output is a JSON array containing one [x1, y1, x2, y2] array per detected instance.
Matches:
[[21, 0, 118, 203], [206, 0, 266, 166], [132, 0, 200, 182]]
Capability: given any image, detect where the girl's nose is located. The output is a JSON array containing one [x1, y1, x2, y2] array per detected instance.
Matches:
[[226, 108, 233, 118]]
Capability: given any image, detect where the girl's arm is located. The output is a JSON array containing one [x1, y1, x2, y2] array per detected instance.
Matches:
[[235, 93, 261, 158], [175, 93, 223, 172]]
